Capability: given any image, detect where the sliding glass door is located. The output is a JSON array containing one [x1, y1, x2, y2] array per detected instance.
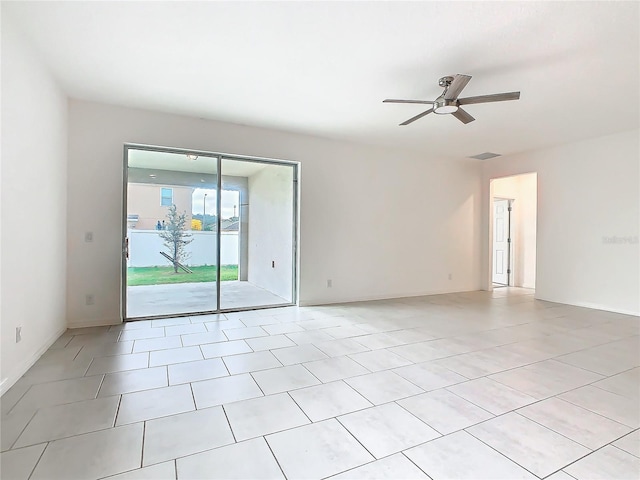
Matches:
[[124, 148, 219, 318], [123, 145, 297, 320], [219, 158, 296, 310]]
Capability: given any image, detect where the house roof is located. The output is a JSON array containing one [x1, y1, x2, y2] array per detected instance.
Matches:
[[4, 1, 638, 160], [221, 219, 239, 232]]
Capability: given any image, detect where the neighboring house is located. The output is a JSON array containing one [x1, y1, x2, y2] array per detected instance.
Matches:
[[127, 183, 194, 230], [221, 217, 240, 232]]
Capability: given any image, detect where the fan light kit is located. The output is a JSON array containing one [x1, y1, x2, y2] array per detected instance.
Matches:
[[384, 74, 520, 125]]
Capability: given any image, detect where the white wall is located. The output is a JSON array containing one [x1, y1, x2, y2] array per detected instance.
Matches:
[[66, 100, 483, 326], [128, 230, 238, 267], [1, 16, 68, 393], [482, 130, 640, 315], [248, 165, 294, 301], [492, 173, 537, 288]]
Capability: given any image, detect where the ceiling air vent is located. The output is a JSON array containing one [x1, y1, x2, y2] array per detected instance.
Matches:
[[469, 152, 501, 160]]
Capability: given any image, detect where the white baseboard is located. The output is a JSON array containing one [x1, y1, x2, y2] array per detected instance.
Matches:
[[300, 289, 639, 317], [299, 287, 480, 307], [534, 295, 639, 317], [0, 325, 67, 397], [67, 318, 122, 329]]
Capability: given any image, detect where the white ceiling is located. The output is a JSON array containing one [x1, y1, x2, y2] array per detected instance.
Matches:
[[5, 1, 639, 160]]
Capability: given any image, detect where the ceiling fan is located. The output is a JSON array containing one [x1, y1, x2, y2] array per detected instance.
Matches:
[[383, 74, 520, 125]]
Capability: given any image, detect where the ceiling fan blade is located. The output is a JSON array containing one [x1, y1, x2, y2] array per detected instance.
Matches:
[[383, 99, 434, 104], [452, 108, 475, 124], [400, 108, 434, 126], [458, 91, 520, 105], [444, 74, 472, 100]]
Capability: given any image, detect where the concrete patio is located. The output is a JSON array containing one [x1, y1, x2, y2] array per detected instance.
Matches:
[[126, 281, 290, 318]]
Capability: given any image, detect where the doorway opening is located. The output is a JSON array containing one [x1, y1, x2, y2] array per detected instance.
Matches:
[[122, 145, 298, 320], [489, 173, 537, 291]]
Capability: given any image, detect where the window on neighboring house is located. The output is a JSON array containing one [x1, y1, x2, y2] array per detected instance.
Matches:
[[161, 187, 173, 206]]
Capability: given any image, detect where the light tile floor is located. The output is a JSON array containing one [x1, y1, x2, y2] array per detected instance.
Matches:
[[1, 288, 639, 479]]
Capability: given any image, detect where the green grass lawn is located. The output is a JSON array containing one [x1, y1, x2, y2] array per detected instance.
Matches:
[[127, 265, 238, 286]]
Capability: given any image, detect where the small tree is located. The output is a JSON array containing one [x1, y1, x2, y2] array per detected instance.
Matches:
[[158, 205, 193, 273]]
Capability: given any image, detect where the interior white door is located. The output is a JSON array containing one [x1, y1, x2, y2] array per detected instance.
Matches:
[[492, 199, 511, 285]]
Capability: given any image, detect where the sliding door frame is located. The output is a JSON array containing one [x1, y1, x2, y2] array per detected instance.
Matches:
[[122, 143, 298, 321]]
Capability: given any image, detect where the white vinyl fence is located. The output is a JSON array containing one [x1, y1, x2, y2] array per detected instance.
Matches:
[[128, 230, 239, 267]]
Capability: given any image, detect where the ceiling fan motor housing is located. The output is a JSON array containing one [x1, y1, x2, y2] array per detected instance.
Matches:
[[434, 96, 458, 114]]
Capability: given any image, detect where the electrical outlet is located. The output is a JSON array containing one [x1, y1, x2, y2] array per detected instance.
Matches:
[[85, 294, 95, 306], [84, 231, 94, 242], [16, 326, 22, 343], [327, 279, 332, 288]]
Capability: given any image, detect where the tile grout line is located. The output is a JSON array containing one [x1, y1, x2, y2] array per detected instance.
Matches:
[[263, 436, 290, 480], [140, 421, 146, 468], [443, 383, 526, 416], [392, 400, 447, 437], [510, 410, 613, 451], [298, 362, 324, 386], [72, 343, 84, 361], [537, 429, 640, 479], [285, 391, 313, 424], [463, 426, 546, 478], [25, 441, 49, 480], [611, 441, 640, 460], [6, 384, 34, 417], [555, 470, 579, 479], [188, 383, 198, 411], [552, 387, 638, 428], [220, 404, 237, 443], [95, 374, 107, 398], [399, 450, 434, 480], [113, 394, 123, 427], [519, 390, 636, 430], [333, 415, 378, 462], [248, 372, 267, 397], [7, 409, 38, 451]]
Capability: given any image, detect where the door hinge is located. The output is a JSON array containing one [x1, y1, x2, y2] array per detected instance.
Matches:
[[508, 206, 512, 212], [507, 238, 511, 243], [507, 269, 511, 274]]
